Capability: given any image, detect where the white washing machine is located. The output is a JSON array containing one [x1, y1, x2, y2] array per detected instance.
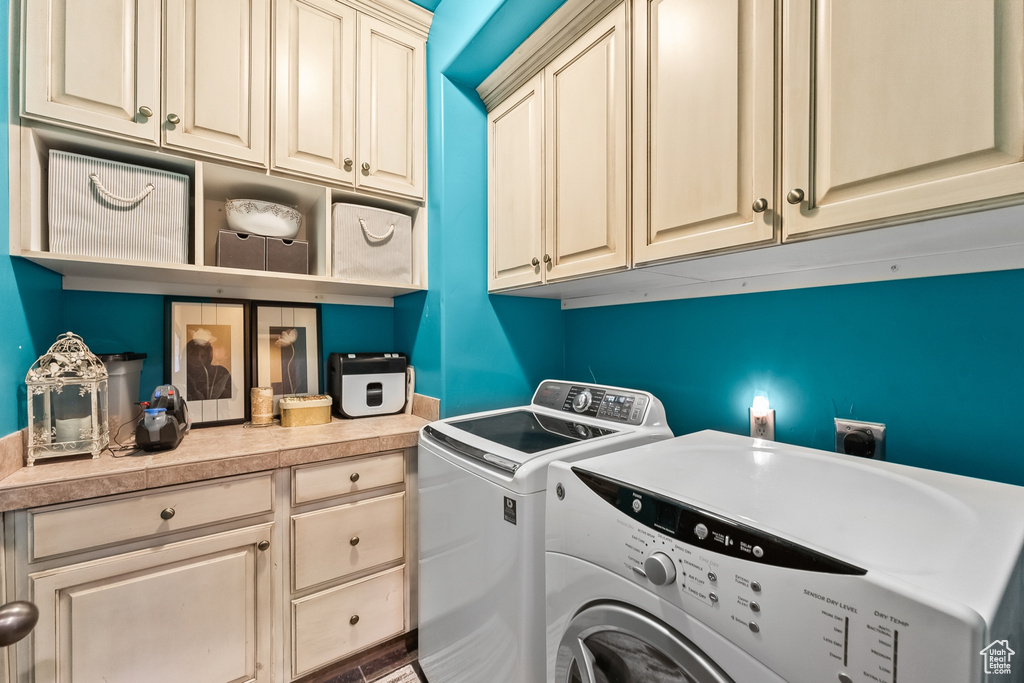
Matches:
[[547, 430, 1024, 683], [418, 380, 673, 683]]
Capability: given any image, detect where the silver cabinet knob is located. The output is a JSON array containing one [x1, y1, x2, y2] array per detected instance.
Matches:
[[531, 257, 539, 267], [138, 105, 153, 118], [349, 614, 360, 625], [361, 162, 370, 172], [343, 157, 353, 167], [752, 197, 768, 213], [643, 552, 676, 586], [786, 188, 805, 204], [0, 601, 38, 647], [543, 254, 551, 264], [160, 507, 175, 520], [166, 113, 181, 125], [257, 540, 270, 551], [350, 536, 360, 546], [350, 472, 360, 482]]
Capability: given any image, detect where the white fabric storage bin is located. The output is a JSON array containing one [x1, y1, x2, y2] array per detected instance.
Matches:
[[48, 150, 190, 264], [332, 203, 412, 284]]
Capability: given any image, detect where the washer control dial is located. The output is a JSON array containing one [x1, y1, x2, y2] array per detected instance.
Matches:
[[572, 389, 593, 413], [643, 552, 676, 586]]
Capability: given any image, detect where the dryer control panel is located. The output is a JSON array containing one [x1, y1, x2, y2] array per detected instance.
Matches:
[[532, 381, 651, 425], [547, 464, 981, 683]]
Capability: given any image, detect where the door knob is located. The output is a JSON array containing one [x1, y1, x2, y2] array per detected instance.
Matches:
[[752, 197, 768, 213], [344, 158, 353, 167], [0, 602, 38, 647], [350, 536, 360, 546], [138, 105, 153, 118], [361, 162, 370, 172], [531, 257, 539, 267], [166, 113, 181, 125], [786, 188, 805, 204], [543, 254, 551, 264], [257, 540, 270, 551]]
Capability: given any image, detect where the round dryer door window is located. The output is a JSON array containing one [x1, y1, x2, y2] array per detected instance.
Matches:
[[555, 603, 733, 683]]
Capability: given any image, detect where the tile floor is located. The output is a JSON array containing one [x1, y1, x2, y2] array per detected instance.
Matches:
[[297, 632, 427, 683]]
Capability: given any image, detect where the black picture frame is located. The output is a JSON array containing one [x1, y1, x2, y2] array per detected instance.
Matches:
[[251, 302, 322, 415], [165, 299, 250, 427]]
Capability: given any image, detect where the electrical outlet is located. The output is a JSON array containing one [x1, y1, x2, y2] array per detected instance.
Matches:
[[834, 418, 886, 460], [749, 408, 775, 440]]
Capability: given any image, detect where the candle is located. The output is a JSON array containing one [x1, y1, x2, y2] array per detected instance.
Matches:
[[251, 387, 273, 425]]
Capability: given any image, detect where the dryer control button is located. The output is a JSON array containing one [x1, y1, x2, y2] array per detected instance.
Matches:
[[694, 523, 709, 540], [643, 552, 676, 586], [709, 592, 719, 603], [632, 499, 642, 513], [750, 581, 762, 593], [752, 545, 764, 558], [707, 571, 717, 583], [748, 621, 760, 634], [749, 601, 761, 613], [838, 675, 853, 683]]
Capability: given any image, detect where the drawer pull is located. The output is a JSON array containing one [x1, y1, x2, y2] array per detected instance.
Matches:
[[350, 536, 360, 546], [160, 508, 175, 520], [166, 112, 181, 125], [350, 472, 360, 483], [350, 615, 360, 625], [258, 540, 270, 551]]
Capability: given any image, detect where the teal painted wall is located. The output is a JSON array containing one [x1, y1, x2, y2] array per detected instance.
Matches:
[[395, 0, 566, 415], [564, 270, 1024, 485], [0, 0, 65, 435]]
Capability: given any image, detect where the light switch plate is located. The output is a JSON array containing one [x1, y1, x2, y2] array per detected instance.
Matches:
[[835, 418, 886, 460]]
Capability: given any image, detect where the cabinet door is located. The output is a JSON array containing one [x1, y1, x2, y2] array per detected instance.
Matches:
[[488, 74, 545, 291], [782, 0, 1024, 238], [21, 0, 161, 143], [357, 15, 426, 200], [632, 0, 774, 264], [26, 525, 273, 683], [163, 0, 269, 165], [273, 0, 356, 184], [544, 3, 628, 282]]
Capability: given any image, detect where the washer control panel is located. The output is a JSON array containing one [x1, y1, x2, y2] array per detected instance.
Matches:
[[532, 381, 651, 425], [547, 465, 979, 683]]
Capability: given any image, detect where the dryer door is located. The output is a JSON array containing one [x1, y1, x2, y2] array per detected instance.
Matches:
[[555, 603, 734, 683]]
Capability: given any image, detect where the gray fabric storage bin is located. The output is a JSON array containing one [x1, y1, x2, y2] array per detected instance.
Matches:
[[48, 150, 190, 264], [217, 231, 265, 270], [266, 237, 308, 274], [332, 203, 412, 284]]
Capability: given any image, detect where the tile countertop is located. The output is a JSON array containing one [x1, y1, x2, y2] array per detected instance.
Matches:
[[0, 411, 433, 512]]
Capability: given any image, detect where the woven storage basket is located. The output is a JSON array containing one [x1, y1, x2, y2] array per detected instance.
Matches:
[[332, 203, 412, 284], [48, 150, 190, 264]]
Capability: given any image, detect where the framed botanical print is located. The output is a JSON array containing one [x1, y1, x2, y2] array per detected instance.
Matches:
[[167, 300, 249, 426], [252, 303, 321, 414]]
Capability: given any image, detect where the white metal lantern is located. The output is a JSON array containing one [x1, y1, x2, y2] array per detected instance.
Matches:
[[25, 332, 109, 466]]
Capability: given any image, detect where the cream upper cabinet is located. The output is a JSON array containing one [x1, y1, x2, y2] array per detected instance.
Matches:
[[632, 0, 775, 264], [782, 0, 1024, 238], [543, 3, 628, 282], [488, 74, 544, 290], [356, 14, 426, 200], [22, 0, 269, 165], [163, 0, 269, 165], [21, 0, 162, 142], [273, 0, 357, 184]]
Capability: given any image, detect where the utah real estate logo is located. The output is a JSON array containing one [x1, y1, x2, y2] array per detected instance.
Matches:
[[980, 640, 1015, 676]]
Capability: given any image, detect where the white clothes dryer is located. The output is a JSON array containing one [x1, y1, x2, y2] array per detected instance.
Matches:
[[546, 430, 1024, 683], [418, 380, 672, 683]]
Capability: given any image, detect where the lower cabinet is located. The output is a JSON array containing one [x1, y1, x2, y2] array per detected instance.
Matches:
[[4, 448, 414, 683], [287, 450, 408, 679]]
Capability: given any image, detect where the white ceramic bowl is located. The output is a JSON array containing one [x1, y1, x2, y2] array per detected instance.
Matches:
[[225, 199, 301, 239]]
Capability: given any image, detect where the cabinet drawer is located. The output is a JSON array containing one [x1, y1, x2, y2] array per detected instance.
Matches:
[[292, 566, 405, 677], [292, 492, 404, 591], [292, 451, 404, 505], [29, 473, 274, 561]]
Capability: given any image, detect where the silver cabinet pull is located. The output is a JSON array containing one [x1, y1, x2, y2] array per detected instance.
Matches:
[[257, 540, 270, 551], [138, 106, 153, 118], [0, 601, 38, 647], [543, 254, 551, 264], [350, 536, 360, 546], [344, 158, 353, 167], [349, 615, 360, 625], [752, 197, 768, 213], [786, 188, 805, 204], [531, 257, 539, 267], [361, 162, 370, 172], [160, 508, 175, 520], [166, 113, 181, 125], [350, 472, 360, 482]]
